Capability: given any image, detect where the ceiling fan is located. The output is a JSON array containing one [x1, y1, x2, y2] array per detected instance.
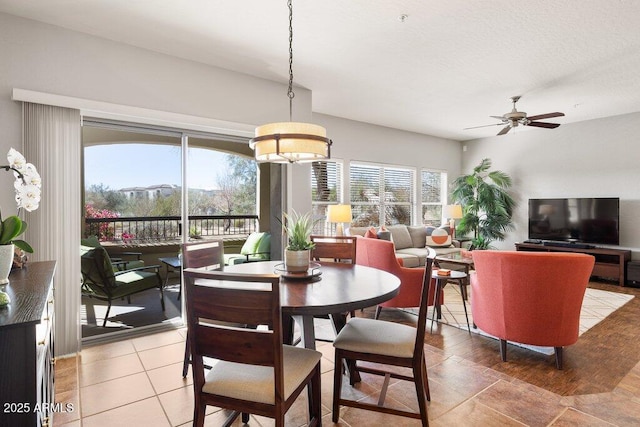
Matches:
[[465, 96, 565, 136]]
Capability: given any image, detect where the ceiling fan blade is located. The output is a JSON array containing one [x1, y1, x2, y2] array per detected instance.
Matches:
[[527, 121, 561, 129], [464, 123, 503, 130], [527, 112, 565, 121], [497, 125, 512, 136], [490, 115, 506, 120]]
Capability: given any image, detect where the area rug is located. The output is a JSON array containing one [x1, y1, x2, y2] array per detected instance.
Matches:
[[427, 285, 635, 355]]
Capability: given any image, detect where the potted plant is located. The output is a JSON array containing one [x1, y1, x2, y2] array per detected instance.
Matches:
[[451, 158, 515, 250], [0, 148, 41, 306], [281, 210, 316, 272]]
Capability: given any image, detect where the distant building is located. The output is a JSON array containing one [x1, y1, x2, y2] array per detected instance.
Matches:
[[119, 184, 179, 200]]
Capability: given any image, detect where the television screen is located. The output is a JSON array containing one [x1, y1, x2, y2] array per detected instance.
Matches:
[[528, 198, 619, 245]]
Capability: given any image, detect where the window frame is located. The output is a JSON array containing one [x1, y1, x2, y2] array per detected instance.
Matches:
[[349, 161, 416, 227]]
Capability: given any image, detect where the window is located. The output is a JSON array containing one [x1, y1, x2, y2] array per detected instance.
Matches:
[[421, 169, 447, 226], [350, 162, 415, 226], [310, 161, 343, 233]]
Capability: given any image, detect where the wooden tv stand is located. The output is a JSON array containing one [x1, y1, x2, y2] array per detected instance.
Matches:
[[515, 242, 631, 286]]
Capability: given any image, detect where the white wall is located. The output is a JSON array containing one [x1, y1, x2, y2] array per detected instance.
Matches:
[[462, 112, 640, 256], [0, 12, 313, 209], [308, 114, 462, 222]]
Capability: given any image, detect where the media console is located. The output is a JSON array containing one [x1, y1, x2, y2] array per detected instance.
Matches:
[[515, 242, 631, 286]]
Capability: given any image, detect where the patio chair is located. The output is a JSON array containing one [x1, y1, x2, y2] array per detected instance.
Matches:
[[80, 244, 165, 327], [81, 235, 145, 270], [224, 232, 271, 265]]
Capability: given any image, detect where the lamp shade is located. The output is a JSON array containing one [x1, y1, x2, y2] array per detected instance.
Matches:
[[250, 122, 332, 163], [327, 204, 352, 223], [443, 204, 463, 219]]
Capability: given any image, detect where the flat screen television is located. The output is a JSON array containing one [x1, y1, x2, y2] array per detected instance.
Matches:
[[528, 197, 619, 245]]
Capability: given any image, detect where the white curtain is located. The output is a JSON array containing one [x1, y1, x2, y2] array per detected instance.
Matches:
[[23, 103, 82, 357]]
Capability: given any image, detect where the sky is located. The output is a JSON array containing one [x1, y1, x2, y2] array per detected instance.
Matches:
[[84, 144, 231, 190]]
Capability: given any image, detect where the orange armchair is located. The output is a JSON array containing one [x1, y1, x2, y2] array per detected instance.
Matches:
[[470, 250, 595, 369], [355, 236, 441, 319]]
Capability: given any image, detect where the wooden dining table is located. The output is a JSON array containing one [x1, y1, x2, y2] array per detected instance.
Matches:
[[223, 260, 401, 349]]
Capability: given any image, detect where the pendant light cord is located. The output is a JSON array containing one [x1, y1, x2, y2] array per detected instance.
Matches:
[[287, 0, 295, 122]]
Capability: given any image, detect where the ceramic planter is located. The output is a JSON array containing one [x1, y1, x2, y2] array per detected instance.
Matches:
[[285, 249, 310, 273]]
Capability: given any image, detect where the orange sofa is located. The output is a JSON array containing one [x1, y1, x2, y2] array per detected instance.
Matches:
[[470, 250, 595, 369], [355, 236, 442, 319]]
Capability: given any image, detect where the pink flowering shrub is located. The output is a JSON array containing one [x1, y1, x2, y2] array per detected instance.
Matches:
[[85, 204, 120, 241]]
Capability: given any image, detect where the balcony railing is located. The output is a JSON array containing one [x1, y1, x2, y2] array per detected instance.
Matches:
[[84, 215, 259, 244]]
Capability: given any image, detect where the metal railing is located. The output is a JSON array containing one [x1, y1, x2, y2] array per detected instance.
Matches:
[[84, 215, 259, 243]]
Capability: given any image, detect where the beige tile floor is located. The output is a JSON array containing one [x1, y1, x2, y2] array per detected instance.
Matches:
[[54, 316, 640, 426]]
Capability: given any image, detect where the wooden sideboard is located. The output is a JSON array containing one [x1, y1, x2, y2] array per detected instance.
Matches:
[[515, 243, 631, 286], [0, 261, 57, 427]]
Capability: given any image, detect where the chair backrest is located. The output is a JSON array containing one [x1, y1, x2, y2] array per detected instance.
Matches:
[[471, 250, 595, 346], [80, 245, 117, 296], [414, 247, 436, 356], [183, 269, 284, 394], [355, 236, 402, 274], [310, 235, 357, 262], [181, 240, 224, 270]]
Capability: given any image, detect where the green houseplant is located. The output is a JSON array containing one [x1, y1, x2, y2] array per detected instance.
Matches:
[[451, 158, 515, 250], [281, 210, 316, 272]]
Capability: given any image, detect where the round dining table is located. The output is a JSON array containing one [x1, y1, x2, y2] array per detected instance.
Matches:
[[223, 260, 401, 349]]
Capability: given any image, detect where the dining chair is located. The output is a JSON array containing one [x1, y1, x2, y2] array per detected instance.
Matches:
[[310, 235, 358, 336], [310, 235, 357, 263], [180, 240, 225, 377], [332, 248, 435, 426], [183, 268, 322, 427]]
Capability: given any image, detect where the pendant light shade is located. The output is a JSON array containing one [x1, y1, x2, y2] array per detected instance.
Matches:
[[250, 122, 332, 163], [251, 0, 332, 163]]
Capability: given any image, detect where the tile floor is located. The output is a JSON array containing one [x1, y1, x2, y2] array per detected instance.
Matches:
[[54, 299, 640, 426]]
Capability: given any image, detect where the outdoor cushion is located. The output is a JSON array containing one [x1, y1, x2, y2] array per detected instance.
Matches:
[[241, 232, 265, 255]]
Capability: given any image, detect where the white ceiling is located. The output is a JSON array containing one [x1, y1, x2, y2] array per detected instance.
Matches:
[[2, 0, 640, 141]]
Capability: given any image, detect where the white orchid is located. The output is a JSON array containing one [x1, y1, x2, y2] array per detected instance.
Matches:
[[0, 148, 42, 253], [7, 148, 27, 173]]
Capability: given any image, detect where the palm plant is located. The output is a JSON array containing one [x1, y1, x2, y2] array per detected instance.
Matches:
[[281, 210, 316, 251], [451, 158, 516, 249]]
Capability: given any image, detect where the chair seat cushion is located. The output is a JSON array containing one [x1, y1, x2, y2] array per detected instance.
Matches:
[[202, 345, 321, 405], [333, 317, 416, 358], [112, 271, 160, 297]]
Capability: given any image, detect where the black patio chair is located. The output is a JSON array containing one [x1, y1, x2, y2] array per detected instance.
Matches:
[[80, 244, 164, 327]]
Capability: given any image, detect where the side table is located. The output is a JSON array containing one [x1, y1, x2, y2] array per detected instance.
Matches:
[[429, 270, 471, 334]]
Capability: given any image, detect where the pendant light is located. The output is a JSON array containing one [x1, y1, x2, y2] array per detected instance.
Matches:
[[250, 0, 332, 163]]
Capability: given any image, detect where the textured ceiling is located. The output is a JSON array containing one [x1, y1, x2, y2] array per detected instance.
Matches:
[[2, 0, 640, 141]]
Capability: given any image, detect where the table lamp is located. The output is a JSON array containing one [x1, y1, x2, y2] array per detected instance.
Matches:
[[443, 204, 463, 237], [327, 204, 352, 236]]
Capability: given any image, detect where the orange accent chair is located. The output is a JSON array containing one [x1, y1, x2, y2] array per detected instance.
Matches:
[[470, 250, 595, 369], [355, 236, 442, 319]]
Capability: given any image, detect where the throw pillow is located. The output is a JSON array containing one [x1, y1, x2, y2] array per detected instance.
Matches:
[[387, 225, 412, 249], [364, 227, 378, 239], [426, 227, 452, 247]]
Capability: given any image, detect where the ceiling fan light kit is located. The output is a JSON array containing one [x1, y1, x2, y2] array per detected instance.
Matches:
[[250, 0, 332, 163], [466, 95, 565, 136]]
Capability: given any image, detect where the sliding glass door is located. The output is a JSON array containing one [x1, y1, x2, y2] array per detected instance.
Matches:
[[81, 121, 255, 341]]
